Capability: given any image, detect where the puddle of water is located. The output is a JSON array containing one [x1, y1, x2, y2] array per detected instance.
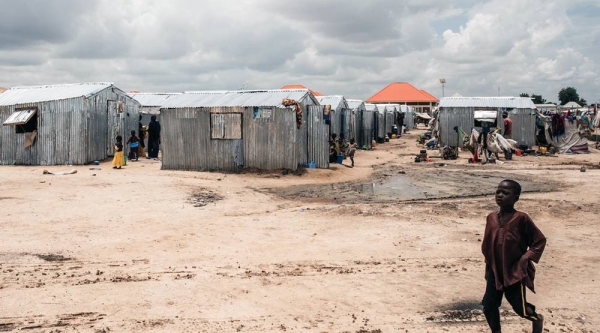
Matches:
[[358, 175, 429, 200]]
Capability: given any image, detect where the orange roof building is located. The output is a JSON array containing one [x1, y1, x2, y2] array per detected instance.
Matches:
[[367, 82, 439, 113], [281, 84, 323, 97]]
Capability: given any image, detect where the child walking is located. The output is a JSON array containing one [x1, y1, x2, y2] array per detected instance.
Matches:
[[347, 138, 357, 167], [112, 135, 125, 169], [481, 180, 546, 333], [126, 130, 140, 161]]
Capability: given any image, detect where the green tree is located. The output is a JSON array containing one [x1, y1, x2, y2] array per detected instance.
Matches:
[[531, 94, 546, 104], [558, 87, 580, 105], [519, 93, 530, 97], [580, 98, 587, 106]]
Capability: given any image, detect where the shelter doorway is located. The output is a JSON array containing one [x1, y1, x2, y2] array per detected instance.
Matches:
[[107, 100, 123, 156]]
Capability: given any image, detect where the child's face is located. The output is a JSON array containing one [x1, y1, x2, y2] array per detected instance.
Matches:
[[495, 182, 518, 208]]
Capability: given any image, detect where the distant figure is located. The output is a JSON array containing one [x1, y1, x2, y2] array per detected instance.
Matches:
[[347, 138, 357, 167], [338, 133, 348, 157], [112, 135, 125, 169], [126, 130, 140, 161], [397, 112, 405, 135], [147, 115, 161, 158], [503, 111, 513, 139], [481, 180, 546, 333], [138, 115, 146, 150]]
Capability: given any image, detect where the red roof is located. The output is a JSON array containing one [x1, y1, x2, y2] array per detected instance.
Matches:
[[367, 82, 439, 103], [281, 84, 323, 97]]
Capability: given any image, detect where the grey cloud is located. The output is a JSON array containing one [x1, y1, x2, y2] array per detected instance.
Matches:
[[0, 0, 94, 49]]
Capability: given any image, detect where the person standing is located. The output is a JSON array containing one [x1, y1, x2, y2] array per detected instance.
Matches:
[[481, 180, 546, 333], [397, 112, 405, 135], [347, 138, 357, 167], [147, 115, 161, 159], [126, 130, 140, 161], [112, 135, 125, 169], [503, 111, 513, 139]]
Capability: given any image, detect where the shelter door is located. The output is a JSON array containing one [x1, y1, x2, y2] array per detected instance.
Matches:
[[107, 101, 123, 155]]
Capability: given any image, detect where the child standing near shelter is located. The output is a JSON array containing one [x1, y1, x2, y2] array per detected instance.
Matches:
[[126, 130, 140, 161], [112, 135, 125, 169], [481, 180, 546, 333], [347, 138, 357, 167]]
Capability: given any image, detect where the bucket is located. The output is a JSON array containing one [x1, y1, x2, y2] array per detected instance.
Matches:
[[539, 146, 547, 154], [515, 149, 522, 156], [392, 134, 397, 139], [307, 161, 316, 169], [336, 155, 344, 164]]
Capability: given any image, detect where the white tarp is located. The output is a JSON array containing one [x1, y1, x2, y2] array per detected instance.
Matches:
[[474, 110, 498, 121]]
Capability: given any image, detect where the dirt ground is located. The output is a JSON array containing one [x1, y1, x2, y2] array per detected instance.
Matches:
[[1, 128, 599, 332]]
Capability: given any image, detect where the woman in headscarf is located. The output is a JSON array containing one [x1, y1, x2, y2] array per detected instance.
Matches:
[[147, 115, 161, 158]]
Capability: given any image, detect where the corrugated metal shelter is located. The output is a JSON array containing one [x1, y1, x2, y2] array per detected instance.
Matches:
[[376, 104, 399, 137], [316, 95, 349, 139], [346, 99, 365, 147], [159, 89, 328, 171], [363, 104, 379, 148], [438, 97, 537, 147], [399, 105, 416, 130], [0, 83, 140, 165]]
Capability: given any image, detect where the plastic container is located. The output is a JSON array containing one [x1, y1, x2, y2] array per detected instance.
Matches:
[[124, 156, 128, 165], [515, 149, 522, 156], [336, 155, 344, 164], [307, 162, 316, 169], [539, 146, 547, 154], [93, 160, 100, 165]]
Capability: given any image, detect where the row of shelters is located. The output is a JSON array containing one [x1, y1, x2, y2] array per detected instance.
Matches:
[[0, 81, 430, 170]]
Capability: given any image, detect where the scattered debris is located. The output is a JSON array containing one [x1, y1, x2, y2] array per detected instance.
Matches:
[[189, 189, 223, 207], [43, 169, 77, 175], [35, 254, 72, 262]]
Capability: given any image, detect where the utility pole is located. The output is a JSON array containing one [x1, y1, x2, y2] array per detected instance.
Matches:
[[439, 78, 446, 97]]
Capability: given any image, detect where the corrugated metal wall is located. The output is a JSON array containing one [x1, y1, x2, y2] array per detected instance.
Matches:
[[362, 110, 375, 148], [385, 112, 394, 136], [340, 108, 351, 141], [329, 109, 340, 138], [161, 107, 239, 171], [350, 110, 363, 147], [0, 88, 139, 165], [162, 106, 300, 171], [307, 105, 329, 169], [438, 107, 536, 147], [244, 106, 298, 170], [405, 109, 415, 130], [509, 109, 537, 147], [376, 113, 385, 139]]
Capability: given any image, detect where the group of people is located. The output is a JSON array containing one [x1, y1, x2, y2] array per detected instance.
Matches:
[[328, 133, 357, 167], [112, 115, 161, 169]]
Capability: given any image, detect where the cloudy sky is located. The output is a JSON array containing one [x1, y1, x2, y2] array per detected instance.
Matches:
[[1, 0, 599, 103]]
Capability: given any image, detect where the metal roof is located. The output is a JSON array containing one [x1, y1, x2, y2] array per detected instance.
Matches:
[[364, 103, 379, 112], [0, 83, 114, 106], [161, 89, 318, 109], [439, 97, 536, 109], [128, 93, 181, 107], [316, 95, 348, 110], [346, 99, 365, 110], [375, 104, 399, 113]]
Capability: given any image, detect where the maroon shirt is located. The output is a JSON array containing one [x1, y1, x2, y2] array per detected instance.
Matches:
[[503, 118, 513, 136], [482, 211, 546, 292]]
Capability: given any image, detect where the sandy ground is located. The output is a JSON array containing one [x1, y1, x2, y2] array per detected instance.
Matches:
[[1, 128, 599, 333]]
